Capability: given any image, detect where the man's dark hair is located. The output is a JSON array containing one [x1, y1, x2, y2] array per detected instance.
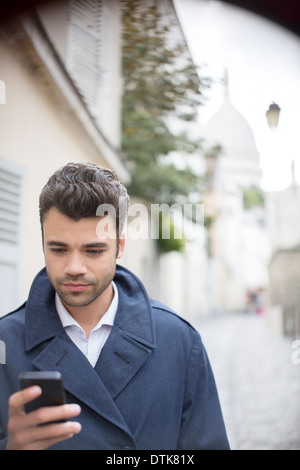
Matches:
[[39, 162, 129, 239]]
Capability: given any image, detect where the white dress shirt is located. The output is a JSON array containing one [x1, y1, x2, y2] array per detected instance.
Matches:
[[55, 282, 118, 367]]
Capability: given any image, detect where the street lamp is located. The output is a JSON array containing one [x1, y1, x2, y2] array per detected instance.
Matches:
[[266, 102, 281, 129]]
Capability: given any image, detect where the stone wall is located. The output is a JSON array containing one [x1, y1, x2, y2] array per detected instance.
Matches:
[[269, 248, 300, 338]]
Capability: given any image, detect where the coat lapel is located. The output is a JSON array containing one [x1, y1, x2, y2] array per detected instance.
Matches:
[[32, 333, 133, 436], [24, 265, 156, 438], [94, 324, 152, 399], [95, 266, 156, 399]]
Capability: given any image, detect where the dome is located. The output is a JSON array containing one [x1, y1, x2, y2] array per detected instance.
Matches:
[[203, 97, 260, 163]]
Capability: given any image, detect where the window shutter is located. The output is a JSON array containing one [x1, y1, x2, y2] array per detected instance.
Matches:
[[66, 0, 103, 115], [0, 159, 25, 315], [0, 166, 22, 245]]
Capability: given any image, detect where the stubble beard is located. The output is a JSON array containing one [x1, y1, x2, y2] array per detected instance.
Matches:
[[47, 268, 116, 308]]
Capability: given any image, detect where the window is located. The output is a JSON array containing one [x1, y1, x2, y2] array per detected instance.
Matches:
[[66, 0, 104, 117], [0, 158, 25, 316]]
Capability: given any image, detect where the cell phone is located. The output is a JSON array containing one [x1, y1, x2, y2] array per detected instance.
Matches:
[[19, 371, 66, 418]]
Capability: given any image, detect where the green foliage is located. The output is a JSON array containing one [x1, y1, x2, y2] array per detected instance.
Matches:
[[157, 212, 185, 254], [129, 162, 199, 204], [121, 0, 211, 208], [204, 144, 223, 160], [242, 187, 265, 210], [122, 0, 206, 121], [204, 215, 215, 230]]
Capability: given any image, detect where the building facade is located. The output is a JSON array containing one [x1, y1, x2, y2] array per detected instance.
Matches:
[[0, 0, 128, 315], [0, 0, 204, 324], [266, 179, 300, 337], [201, 89, 270, 314]]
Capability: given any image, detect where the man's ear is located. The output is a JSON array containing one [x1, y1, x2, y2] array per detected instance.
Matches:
[[117, 232, 126, 259]]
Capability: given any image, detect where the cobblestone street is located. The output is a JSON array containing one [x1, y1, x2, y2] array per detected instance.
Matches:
[[196, 313, 300, 450]]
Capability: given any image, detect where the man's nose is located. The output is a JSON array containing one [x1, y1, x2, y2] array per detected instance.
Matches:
[[64, 252, 87, 276]]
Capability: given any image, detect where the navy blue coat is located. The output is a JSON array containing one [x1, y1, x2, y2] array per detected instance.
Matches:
[[0, 265, 229, 450]]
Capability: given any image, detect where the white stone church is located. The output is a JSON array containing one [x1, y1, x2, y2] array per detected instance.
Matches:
[[201, 86, 271, 314]]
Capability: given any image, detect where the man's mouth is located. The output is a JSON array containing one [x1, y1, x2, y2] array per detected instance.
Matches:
[[63, 283, 91, 292]]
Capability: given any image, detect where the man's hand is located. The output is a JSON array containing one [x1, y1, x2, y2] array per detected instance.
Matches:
[[6, 386, 82, 450]]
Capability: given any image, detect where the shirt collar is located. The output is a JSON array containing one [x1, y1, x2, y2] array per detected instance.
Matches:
[[55, 281, 118, 332]]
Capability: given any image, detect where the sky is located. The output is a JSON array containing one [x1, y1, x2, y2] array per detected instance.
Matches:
[[173, 0, 300, 192]]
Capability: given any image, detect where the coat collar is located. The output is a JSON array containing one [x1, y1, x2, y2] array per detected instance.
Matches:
[[24, 265, 156, 438], [25, 265, 156, 352]]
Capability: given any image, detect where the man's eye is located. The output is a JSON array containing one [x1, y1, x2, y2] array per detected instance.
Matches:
[[87, 250, 104, 255], [50, 248, 66, 254]]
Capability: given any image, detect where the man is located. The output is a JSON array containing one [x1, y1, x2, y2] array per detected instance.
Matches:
[[0, 162, 229, 450]]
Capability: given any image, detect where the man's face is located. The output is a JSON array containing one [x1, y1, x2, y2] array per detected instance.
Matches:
[[42, 208, 125, 309]]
